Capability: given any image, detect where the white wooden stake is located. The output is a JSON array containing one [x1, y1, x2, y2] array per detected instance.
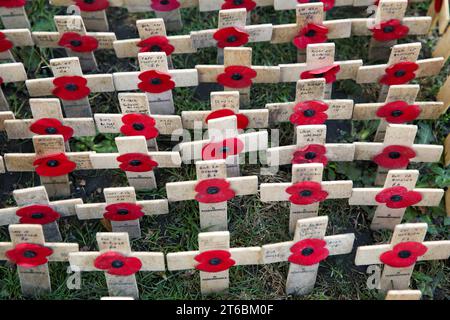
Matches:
[[0, 28, 33, 62], [0, 62, 27, 111], [0, 4, 30, 29]]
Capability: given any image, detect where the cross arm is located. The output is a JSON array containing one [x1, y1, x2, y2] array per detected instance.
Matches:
[[89, 151, 182, 169], [127, 0, 196, 12], [349, 188, 444, 206], [49, 0, 124, 6], [181, 109, 269, 129], [419, 241, 450, 261], [46, 243, 79, 261], [279, 60, 363, 82], [352, 101, 446, 120], [0, 63, 27, 82], [0, 242, 14, 259], [33, 32, 115, 49], [196, 65, 280, 84], [3, 29, 33, 47], [351, 17, 431, 36], [274, 0, 352, 9], [199, 0, 272, 11], [4, 152, 95, 171]]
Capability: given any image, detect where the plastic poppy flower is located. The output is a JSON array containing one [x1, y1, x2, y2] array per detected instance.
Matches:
[[52, 76, 91, 101], [221, 0, 256, 11], [94, 251, 142, 276], [380, 242, 427, 268], [375, 186, 422, 209], [137, 36, 175, 55], [33, 153, 77, 177], [301, 64, 341, 84], [291, 144, 328, 166], [376, 101, 421, 124], [379, 62, 419, 86], [286, 181, 328, 205], [194, 178, 236, 203], [372, 145, 416, 169], [195, 250, 236, 272], [16, 204, 61, 225], [0, 32, 13, 52], [288, 238, 329, 266], [370, 19, 409, 42], [298, 0, 335, 10], [6, 243, 53, 268], [58, 32, 98, 53], [435, 0, 443, 12], [0, 0, 25, 8], [205, 109, 249, 130], [201, 137, 244, 160], [117, 153, 158, 173], [213, 27, 250, 48], [29, 118, 74, 141], [217, 65, 257, 89], [293, 24, 329, 49], [289, 100, 329, 125], [120, 113, 159, 140], [103, 203, 145, 222], [74, 0, 109, 11], [151, 0, 180, 11], [138, 70, 175, 94]]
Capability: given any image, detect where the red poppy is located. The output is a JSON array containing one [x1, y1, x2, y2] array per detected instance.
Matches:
[[370, 19, 409, 42], [376, 101, 421, 124], [372, 145, 416, 169], [74, 0, 109, 12], [217, 65, 257, 89], [194, 178, 236, 203], [29, 118, 74, 141], [375, 186, 422, 209], [33, 153, 77, 177], [58, 32, 98, 53], [379, 62, 419, 86], [221, 0, 256, 11], [0, 32, 13, 52], [137, 36, 175, 56], [286, 181, 328, 205], [0, 0, 25, 8], [380, 242, 427, 268], [293, 24, 329, 49], [289, 100, 329, 125], [103, 203, 145, 222], [301, 64, 341, 84], [120, 113, 159, 140], [117, 153, 158, 172], [6, 243, 53, 268], [297, 0, 335, 11], [288, 238, 329, 266], [213, 27, 250, 49], [202, 137, 244, 160], [150, 0, 180, 11], [94, 251, 142, 276], [435, 0, 443, 12], [194, 250, 236, 272], [205, 109, 249, 130], [138, 70, 175, 94], [16, 204, 61, 225], [291, 144, 328, 166], [52, 76, 91, 101]]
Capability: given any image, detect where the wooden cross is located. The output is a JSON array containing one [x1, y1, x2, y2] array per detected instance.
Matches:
[[433, 27, 450, 62], [266, 124, 355, 167], [0, 1, 30, 29], [89, 135, 182, 190], [385, 290, 422, 300], [0, 224, 78, 297], [355, 222, 450, 292], [113, 18, 196, 60], [354, 124, 443, 185], [190, 8, 272, 63], [428, 0, 449, 35], [274, 0, 353, 11], [32, 15, 117, 72], [69, 232, 165, 298], [196, 47, 280, 105], [356, 42, 445, 102], [75, 186, 169, 239], [4, 135, 95, 197], [266, 78, 354, 127], [262, 216, 355, 295], [167, 231, 262, 295], [261, 163, 353, 233], [0, 186, 82, 242], [349, 170, 444, 230], [94, 92, 183, 152], [198, 0, 273, 14], [113, 52, 198, 115], [181, 90, 269, 130], [353, 84, 447, 142], [178, 115, 268, 177], [271, 3, 352, 62], [25, 57, 115, 118], [279, 43, 363, 98], [0, 62, 27, 111], [0, 28, 33, 62], [2, 98, 96, 147], [166, 159, 258, 231]]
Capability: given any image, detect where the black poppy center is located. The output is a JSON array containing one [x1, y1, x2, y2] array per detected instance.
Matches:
[[383, 26, 395, 33], [220, 146, 230, 153], [129, 160, 142, 166], [209, 258, 222, 265], [388, 151, 401, 159], [206, 186, 220, 195], [227, 35, 238, 43], [111, 260, 124, 268], [151, 78, 162, 85], [391, 110, 403, 117], [64, 83, 78, 91], [398, 250, 411, 259], [231, 73, 243, 81], [314, 73, 324, 78], [150, 45, 162, 52], [305, 30, 316, 37], [132, 123, 145, 131], [46, 160, 59, 167], [233, 0, 244, 4], [300, 190, 313, 197], [45, 127, 58, 134], [301, 247, 315, 256], [390, 195, 403, 202], [23, 250, 37, 258], [84, 0, 94, 3], [117, 209, 129, 215], [305, 152, 317, 160], [31, 213, 45, 219], [70, 40, 82, 47], [394, 70, 406, 78], [303, 109, 316, 117], [160, 0, 170, 5]]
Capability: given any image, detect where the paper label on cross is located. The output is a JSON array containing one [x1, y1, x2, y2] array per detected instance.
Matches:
[[0, 62, 27, 111]]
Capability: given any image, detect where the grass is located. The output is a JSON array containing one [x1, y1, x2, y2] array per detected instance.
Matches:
[[0, 0, 449, 300]]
